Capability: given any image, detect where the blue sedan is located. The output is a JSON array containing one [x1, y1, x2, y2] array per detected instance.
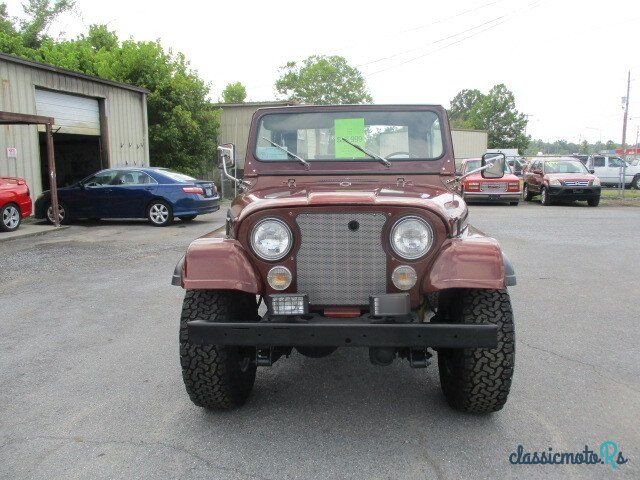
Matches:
[[35, 167, 220, 227]]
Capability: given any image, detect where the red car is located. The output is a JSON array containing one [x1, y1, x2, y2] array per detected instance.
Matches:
[[0, 176, 33, 232], [458, 158, 521, 205]]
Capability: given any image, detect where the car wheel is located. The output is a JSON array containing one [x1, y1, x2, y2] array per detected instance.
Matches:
[[632, 175, 640, 190], [523, 183, 533, 201], [0, 203, 21, 232], [179, 215, 197, 222], [588, 196, 600, 207], [147, 200, 173, 227], [438, 289, 515, 413], [540, 186, 552, 206], [46, 203, 68, 225], [180, 290, 258, 410], [509, 201, 519, 206]]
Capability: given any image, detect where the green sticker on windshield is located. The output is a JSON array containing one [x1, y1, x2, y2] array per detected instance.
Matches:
[[335, 118, 366, 158]]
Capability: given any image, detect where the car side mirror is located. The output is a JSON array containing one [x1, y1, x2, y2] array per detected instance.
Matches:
[[481, 153, 506, 179], [589, 169, 595, 174], [217, 143, 235, 169]]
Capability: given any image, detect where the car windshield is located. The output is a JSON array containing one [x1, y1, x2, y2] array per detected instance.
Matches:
[[255, 110, 444, 162], [463, 159, 510, 174], [157, 169, 197, 182], [544, 160, 588, 174]]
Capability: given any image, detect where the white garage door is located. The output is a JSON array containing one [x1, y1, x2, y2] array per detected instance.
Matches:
[[35, 89, 100, 136]]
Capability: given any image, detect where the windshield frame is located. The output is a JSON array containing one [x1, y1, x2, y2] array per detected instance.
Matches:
[[252, 108, 447, 165]]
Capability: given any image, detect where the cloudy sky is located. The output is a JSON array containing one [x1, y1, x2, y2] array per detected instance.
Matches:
[[6, 0, 640, 143]]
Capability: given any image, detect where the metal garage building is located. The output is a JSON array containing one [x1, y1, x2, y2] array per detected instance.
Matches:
[[0, 53, 149, 197]]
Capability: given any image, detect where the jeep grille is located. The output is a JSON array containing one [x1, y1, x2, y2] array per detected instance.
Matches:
[[295, 212, 387, 306]]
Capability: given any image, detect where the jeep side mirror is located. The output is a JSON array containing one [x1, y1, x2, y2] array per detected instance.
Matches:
[[217, 143, 235, 169], [481, 153, 506, 179], [589, 169, 595, 174]]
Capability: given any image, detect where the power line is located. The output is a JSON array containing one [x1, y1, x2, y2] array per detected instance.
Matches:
[[363, 0, 543, 77], [357, 14, 507, 68], [325, 0, 504, 56]]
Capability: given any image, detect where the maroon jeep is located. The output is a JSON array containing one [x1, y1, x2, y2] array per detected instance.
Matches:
[[172, 104, 516, 413]]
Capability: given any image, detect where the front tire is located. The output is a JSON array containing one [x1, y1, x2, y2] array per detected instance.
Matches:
[[45, 202, 69, 225], [438, 289, 515, 414], [540, 186, 552, 206], [523, 183, 533, 201], [632, 175, 640, 190], [1, 203, 21, 232], [588, 196, 600, 207], [180, 290, 258, 410], [147, 200, 173, 226]]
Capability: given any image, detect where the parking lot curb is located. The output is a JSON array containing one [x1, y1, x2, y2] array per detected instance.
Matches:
[[0, 225, 70, 243]]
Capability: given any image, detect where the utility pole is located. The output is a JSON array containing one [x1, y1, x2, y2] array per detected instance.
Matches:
[[620, 70, 630, 197]]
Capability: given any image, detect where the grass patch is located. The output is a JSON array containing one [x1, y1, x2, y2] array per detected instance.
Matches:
[[600, 188, 640, 206]]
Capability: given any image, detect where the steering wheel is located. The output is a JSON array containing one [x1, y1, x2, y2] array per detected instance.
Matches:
[[386, 151, 411, 159]]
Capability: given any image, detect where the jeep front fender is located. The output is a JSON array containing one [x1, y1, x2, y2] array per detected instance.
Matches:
[[424, 236, 514, 291], [172, 238, 263, 293]]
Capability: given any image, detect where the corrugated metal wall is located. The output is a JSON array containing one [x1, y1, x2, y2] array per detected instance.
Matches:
[[217, 105, 257, 169], [451, 129, 488, 160], [0, 56, 149, 197]]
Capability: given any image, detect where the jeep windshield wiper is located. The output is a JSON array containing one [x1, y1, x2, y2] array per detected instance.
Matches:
[[340, 137, 391, 167], [261, 137, 310, 169]]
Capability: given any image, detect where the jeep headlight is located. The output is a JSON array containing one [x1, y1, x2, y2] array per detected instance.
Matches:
[[592, 177, 601, 186], [549, 178, 562, 186], [250, 218, 292, 261], [390, 216, 433, 260]]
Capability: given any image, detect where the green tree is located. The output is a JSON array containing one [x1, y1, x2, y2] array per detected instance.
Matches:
[[449, 84, 529, 152], [0, 3, 16, 35], [220, 81, 247, 103], [20, 0, 75, 48], [0, 9, 218, 177], [449, 88, 484, 128], [275, 55, 373, 105]]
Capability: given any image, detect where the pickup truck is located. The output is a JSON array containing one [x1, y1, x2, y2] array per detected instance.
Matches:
[[584, 155, 640, 189]]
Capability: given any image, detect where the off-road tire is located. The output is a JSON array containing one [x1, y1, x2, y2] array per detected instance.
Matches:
[[540, 186, 552, 206], [438, 289, 515, 414], [587, 196, 600, 207], [180, 290, 258, 410], [523, 183, 533, 201]]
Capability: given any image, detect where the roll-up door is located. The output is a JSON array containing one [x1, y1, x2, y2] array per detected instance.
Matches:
[[35, 89, 100, 136]]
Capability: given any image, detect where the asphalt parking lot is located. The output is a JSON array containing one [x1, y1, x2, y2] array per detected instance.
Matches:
[[1, 202, 638, 479]]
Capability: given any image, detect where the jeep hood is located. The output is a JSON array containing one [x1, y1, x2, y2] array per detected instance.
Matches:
[[230, 177, 467, 225]]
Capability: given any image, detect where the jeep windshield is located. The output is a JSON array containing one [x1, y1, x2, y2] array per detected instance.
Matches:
[[255, 110, 444, 162]]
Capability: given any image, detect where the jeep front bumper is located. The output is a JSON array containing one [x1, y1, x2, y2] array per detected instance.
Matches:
[[187, 315, 498, 348]]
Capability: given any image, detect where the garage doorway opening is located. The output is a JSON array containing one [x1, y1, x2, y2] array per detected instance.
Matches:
[[39, 133, 103, 189]]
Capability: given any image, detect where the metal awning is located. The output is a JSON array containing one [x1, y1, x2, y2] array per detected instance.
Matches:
[[0, 111, 61, 227]]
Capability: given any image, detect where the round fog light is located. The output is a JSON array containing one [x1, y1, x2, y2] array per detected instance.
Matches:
[[391, 266, 417, 291], [267, 266, 292, 290]]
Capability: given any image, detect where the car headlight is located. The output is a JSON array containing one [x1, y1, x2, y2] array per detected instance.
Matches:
[[250, 218, 292, 261], [549, 178, 562, 186], [592, 177, 601, 186], [390, 216, 434, 260]]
